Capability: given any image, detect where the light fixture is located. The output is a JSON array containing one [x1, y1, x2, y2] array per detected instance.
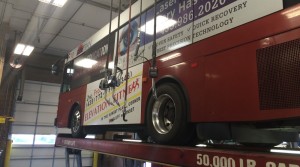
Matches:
[[39, 0, 67, 7], [141, 16, 177, 35], [23, 46, 34, 56], [75, 58, 97, 68], [39, 0, 51, 3], [160, 53, 181, 62], [52, 0, 67, 7], [66, 68, 74, 74], [14, 44, 25, 55], [14, 43, 34, 56]]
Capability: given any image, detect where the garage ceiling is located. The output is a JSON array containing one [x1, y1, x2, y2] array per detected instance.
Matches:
[[0, 0, 133, 58]]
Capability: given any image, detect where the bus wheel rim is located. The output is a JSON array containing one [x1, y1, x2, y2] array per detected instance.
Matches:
[[152, 94, 176, 134], [73, 110, 81, 133]]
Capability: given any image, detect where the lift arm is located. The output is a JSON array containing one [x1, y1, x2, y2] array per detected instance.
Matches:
[[55, 134, 300, 167]]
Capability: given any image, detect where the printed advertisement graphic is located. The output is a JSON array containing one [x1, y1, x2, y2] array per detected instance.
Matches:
[[140, 0, 282, 60], [83, 64, 143, 125], [71, 33, 115, 89], [117, 17, 142, 70], [192, 0, 283, 42]]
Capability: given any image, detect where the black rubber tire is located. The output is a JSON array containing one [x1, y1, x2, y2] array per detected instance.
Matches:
[[70, 106, 86, 138], [146, 83, 194, 145]]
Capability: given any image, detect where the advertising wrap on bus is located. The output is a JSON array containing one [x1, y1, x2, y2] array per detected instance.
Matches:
[[84, 64, 143, 125], [56, 0, 300, 145], [66, 0, 283, 64]]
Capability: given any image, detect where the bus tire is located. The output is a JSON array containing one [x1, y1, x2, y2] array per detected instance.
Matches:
[[71, 106, 86, 138], [146, 83, 193, 145]]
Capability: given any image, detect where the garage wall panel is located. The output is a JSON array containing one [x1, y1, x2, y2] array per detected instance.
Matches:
[[22, 91, 40, 103], [41, 84, 60, 93], [11, 147, 33, 158], [32, 147, 55, 157], [36, 126, 56, 134], [37, 112, 56, 125], [10, 160, 30, 167], [15, 103, 38, 112], [32, 160, 54, 167], [14, 110, 37, 125], [40, 92, 59, 105], [39, 105, 57, 113], [11, 125, 35, 134]]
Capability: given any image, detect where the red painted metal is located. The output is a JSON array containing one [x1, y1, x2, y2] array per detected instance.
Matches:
[[140, 4, 300, 123], [56, 85, 87, 127], [56, 135, 300, 167]]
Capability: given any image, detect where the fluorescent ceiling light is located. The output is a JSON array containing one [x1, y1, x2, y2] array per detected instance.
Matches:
[[14, 43, 34, 56], [52, 0, 67, 7], [14, 44, 25, 55], [75, 58, 97, 68], [39, 0, 51, 3], [141, 16, 177, 35], [23, 45, 34, 56], [39, 0, 67, 7]]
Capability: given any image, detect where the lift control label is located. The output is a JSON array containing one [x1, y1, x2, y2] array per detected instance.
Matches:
[[196, 153, 299, 167]]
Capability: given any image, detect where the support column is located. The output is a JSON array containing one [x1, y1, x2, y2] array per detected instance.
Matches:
[[0, 23, 9, 84], [4, 139, 12, 167]]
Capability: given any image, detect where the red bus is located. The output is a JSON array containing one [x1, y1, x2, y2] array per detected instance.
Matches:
[[54, 0, 300, 145]]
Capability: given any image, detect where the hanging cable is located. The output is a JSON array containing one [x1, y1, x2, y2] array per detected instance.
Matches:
[[150, 0, 158, 99], [123, 0, 133, 122], [133, 0, 143, 62], [99, 0, 114, 106], [111, 0, 123, 107]]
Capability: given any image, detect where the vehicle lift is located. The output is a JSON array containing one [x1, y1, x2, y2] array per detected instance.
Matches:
[[56, 133, 300, 167]]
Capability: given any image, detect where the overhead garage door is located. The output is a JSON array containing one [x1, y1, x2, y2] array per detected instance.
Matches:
[[10, 80, 92, 167]]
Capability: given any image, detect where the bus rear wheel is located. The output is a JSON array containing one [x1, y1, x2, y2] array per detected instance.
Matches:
[[71, 106, 86, 138], [146, 83, 193, 145]]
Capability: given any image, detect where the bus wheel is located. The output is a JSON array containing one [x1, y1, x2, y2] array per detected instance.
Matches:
[[71, 106, 86, 138], [146, 83, 193, 145]]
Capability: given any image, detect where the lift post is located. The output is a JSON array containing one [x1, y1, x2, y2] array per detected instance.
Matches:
[[65, 148, 82, 167], [56, 134, 300, 167]]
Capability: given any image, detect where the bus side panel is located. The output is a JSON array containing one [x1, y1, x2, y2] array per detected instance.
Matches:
[[202, 29, 300, 122], [56, 85, 87, 128], [154, 28, 300, 123], [145, 4, 300, 123], [202, 41, 260, 122]]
